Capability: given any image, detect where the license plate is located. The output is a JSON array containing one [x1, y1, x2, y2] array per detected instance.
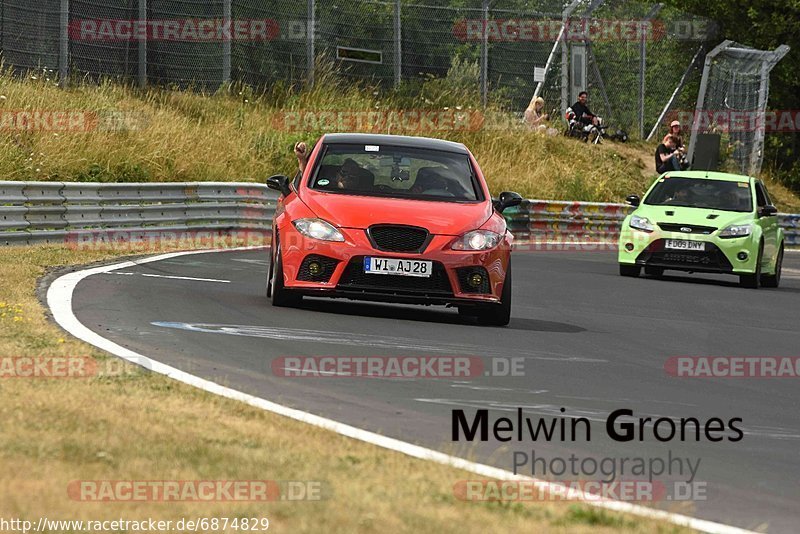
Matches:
[[665, 239, 705, 251], [364, 257, 432, 278]]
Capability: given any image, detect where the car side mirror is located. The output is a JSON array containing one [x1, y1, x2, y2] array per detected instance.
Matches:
[[266, 174, 292, 197], [626, 194, 641, 207], [758, 205, 778, 217], [493, 191, 523, 213]]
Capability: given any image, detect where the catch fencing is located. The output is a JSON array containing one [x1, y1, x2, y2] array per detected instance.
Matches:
[[1, 181, 797, 247], [0, 0, 710, 137]]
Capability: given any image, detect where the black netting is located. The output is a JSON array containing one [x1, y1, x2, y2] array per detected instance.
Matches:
[[1, 1, 60, 72], [70, 0, 139, 81]]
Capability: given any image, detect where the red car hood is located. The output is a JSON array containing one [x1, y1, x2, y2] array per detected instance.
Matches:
[[300, 190, 492, 235]]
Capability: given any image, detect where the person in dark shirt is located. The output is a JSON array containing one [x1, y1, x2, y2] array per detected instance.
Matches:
[[570, 91, 599, 127], [655, 134, 682, 174]]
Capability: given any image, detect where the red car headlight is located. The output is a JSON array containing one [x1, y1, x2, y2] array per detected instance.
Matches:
[[293, 218, 345, 242], [451, 230, 501, 251]]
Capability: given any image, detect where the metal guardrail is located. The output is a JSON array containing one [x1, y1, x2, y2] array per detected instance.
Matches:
[[0, 182, 798, 247], [504, 199, 800, 246], [0, 181, 278, 246]]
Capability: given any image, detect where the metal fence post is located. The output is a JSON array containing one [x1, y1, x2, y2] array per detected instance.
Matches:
[[138, 0, 147, 88], [750, 60, 770, 175], [638, 34, 646, 139], [687, 40, 731, 166], [222, 0, 231, 85], [560, 9, 569, 114], [59, 0, 69, 85], [393, 0, 401, 88], [480, 0, 488, 107], [307, 0, 315, 86], [640, 5, 662, 139]]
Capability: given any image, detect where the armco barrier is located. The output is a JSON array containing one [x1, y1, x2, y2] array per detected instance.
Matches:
[[0, 181, 278, 247], [504, 199, 800, 247], [0, 181, 798, 247]]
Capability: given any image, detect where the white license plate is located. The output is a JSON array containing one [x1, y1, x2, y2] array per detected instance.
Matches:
[[364, 257, 432, 278], [665, 239, 705, 251]]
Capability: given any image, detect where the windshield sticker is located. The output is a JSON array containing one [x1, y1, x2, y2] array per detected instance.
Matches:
[[318, 179, 330, 186], [365, 145, 380, 152], [737, 182, 748, 188]]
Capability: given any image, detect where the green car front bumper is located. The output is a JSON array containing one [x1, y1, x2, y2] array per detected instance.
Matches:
[[618, 223, 760, 274]]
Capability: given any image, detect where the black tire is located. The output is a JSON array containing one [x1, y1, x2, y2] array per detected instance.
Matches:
[[644, 266, 664, 277], [476, 264, 512, 327], [269, 241, 302, 307], [739, 241, 763, 289], [761, 244, 783, 288], [619, 264, 641, 277], [266, 243, 274, 298]]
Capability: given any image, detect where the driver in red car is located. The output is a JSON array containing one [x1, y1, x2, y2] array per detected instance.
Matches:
[[295, 141, 371, 190]]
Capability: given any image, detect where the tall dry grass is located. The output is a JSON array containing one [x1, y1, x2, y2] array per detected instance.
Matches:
[[2, 63, 798, 210]]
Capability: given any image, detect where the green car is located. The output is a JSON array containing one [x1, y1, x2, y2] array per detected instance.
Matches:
[[618, 171, 784, 289]]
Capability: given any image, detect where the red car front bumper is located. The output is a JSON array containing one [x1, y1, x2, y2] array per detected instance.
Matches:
[[278, 225, 511, 305]]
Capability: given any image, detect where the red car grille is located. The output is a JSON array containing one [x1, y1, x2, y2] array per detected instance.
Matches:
[[367, 225, 430, 253]]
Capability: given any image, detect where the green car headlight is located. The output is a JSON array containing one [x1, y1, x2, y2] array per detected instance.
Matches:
[[629, 215, 655, 233], [719, 224, 752, 239]]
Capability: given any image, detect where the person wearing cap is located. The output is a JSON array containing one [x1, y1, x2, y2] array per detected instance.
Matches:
[[669, 120, 685, 151]]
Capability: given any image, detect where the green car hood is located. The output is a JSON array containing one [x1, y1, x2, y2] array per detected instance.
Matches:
[[632, 205, 753, 229]]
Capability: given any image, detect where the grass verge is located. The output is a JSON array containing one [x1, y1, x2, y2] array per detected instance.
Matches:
[[0, 244, 693, 533]]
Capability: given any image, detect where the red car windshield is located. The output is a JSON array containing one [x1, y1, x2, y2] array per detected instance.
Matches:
[[644, 177, 753, 213], [309, 144, 483, 202]]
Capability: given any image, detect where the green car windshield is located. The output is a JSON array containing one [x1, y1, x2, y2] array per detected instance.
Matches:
[[644, 177, 753, 213]]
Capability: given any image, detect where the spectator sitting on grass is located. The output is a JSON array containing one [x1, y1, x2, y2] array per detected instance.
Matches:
[[571, 91, 599, 127], [524, 96, 549, 129], [524, 96, 559, 136]]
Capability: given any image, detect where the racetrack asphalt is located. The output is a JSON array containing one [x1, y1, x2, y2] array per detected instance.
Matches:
[[55, 248, 800, 533]]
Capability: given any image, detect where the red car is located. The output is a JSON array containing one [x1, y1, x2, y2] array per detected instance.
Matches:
[[266, 133, 521, 326]]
